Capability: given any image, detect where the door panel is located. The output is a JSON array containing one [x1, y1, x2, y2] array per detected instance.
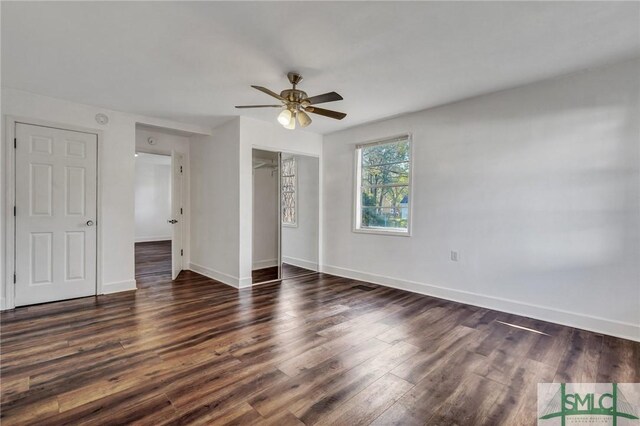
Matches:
[[30, 232, 53, 284], [30, 163, 53, 215], [65, 231, 86, 280], [66, 167, 86, 215], [171, 151, 183, 280], [15, 123, 98, 306]]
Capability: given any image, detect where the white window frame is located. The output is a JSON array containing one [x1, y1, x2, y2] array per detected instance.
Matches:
[[281, 156, 298, 227], [353, 134, 413, 237]]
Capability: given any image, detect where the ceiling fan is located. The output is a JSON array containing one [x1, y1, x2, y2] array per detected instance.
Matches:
[[235, 72, 346, 130]]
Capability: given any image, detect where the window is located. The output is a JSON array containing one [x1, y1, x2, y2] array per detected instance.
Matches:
[[355, 135, 411, 235], [281, 157, 297, 226]]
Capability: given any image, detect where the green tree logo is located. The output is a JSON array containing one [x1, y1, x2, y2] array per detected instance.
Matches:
[[539, 383, 639, 425]]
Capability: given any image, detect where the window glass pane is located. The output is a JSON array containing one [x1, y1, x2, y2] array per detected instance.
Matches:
[[282, 158, 295, 176], [282, 176, 295, 192], [356, 137, 411, 233], [282, 191, 296, 224], [362, 141, 410, 166], [361, 186, 409, 208], [360, 206, 409, 230], [281, 157, 296, 225], [361, 162, 409, 187], [282, 206, 295, 224]]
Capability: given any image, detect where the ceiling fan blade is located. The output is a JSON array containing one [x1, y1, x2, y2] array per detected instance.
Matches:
[[235, 105, 282, 108], [304, 91, 343, 105], [251, 85, 286, 101], [304, 106, 347, 120]]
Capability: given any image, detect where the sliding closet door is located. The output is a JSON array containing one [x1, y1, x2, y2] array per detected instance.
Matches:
[[280, 153, 319, 279], [277, 152, 282, 281]]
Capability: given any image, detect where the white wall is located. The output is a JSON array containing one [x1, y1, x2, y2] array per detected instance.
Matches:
[[322, 59, 640, 341], [252, 165, 278, 269], [1, 88, 209, 307], [282, 154, 319, 271], [135, 155, 171, 242], [189, 118, 242, 286]]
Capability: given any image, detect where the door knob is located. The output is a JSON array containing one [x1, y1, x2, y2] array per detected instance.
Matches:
[[168, 219, 178, 224], [86, 220, 94, 226]]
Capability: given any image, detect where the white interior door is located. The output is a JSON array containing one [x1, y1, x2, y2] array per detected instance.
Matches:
[[170, 151, 183, 280], [14, 123, 97, 306]]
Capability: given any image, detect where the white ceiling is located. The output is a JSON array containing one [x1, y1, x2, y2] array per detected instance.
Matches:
[[2, 2, 638, 134]]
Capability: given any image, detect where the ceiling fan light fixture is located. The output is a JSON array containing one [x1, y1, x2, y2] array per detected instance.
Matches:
[[236, 72, 346, 129], [284, 111, 296, 130], [277, 109, 292, 126], [297, 110, 312, 128]]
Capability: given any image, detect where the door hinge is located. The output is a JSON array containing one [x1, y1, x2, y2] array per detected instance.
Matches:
[[180, 207, 183, 215], [180, 249, 183, 256], [14, 138, 17, 149], [13, 206, 16, 216], [13, 274, 16, 284], [180, 166, 183, 174]]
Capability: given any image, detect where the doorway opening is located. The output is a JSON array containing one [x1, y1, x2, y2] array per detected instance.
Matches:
[[251, 148, 319, 285], [134, 152, 183, 285]]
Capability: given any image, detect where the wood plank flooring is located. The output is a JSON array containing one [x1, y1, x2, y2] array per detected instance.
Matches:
[[1, 269, 638, 425], [135, 240, 172, 281], [252, 263, 316, 284], [251, 266, 279, 283]]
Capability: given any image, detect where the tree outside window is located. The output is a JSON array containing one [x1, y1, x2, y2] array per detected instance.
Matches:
[[355, 136, 411, 234]]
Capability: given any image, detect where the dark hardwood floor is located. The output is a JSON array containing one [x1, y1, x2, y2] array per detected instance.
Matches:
[[252, 263, 315, 284], [281, 263, 315, 280], [1, 268, 638, 425], [251, 265, 279, 283], [135, 240, 172, 281]]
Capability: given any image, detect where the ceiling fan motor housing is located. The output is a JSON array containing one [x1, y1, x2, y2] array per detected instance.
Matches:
[[287, 72, 303, 86], [282, 72, 307, 106], [280, 89, 308, 104]]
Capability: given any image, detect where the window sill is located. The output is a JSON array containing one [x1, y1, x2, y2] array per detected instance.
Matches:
[[353, 227, 411, 237]]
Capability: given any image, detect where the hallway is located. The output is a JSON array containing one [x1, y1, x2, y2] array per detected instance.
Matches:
[[135, 241, 172, 285]]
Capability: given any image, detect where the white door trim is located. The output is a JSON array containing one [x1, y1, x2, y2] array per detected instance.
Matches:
[[171, 149, 184, 280], [4, 116, 103, 310]]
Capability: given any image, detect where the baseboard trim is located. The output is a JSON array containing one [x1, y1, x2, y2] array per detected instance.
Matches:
[[252, 259, 278, 270], [282, 256, 318, 272], [135, 236, 171, 243], [101, 279, 137, 294], [321, 264, 640, 342], [238, 277, 253, 289], [189, 262, 240, 289]]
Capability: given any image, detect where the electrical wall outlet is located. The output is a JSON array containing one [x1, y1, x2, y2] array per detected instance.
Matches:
[[450, 251, 459, 261]]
